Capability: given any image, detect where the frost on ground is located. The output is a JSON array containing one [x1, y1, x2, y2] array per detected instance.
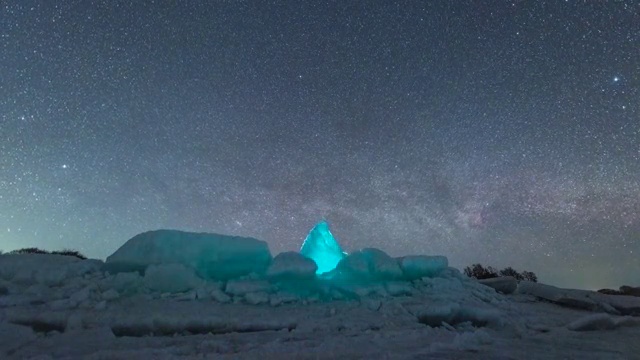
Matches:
[[1, 227, 639, 359]]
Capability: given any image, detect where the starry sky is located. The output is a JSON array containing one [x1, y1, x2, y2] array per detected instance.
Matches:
[[1, 1, 639, 289]]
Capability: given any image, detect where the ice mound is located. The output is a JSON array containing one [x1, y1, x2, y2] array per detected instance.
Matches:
[[334, 248, 403, 281], [266, 252, 317, 280], [398, 255, 448, 280], [143, 263, 202, 293], [300, 221, 346, 274], [567, 313, 640, 331], [105, 230, 272, 280], [517, 281, 640, 316]]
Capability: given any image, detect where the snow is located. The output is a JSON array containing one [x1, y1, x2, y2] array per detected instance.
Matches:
[[517, 280, 640, 316], [299, 221, 346, 274], [1, 229, 639, 358], [0, 322, 37, 354], [567, 313, 640, 331], [105, 229, 272, 280], [0, 254, 102, 287]]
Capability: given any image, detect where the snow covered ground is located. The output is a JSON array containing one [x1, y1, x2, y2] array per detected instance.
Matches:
[[1, 229, 639, 359]]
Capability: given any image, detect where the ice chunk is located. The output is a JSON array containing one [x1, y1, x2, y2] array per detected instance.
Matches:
[[143, 263, 202, 293], [111, 272, 142, 294], [451, 329, 493, 351], [194, 282, 222, 300], [94, 300, 107, 310], [70, 287, 92, 303], [210, 288, 231, 303], [361, 298, 382, 311], [49, 298, 78, 311], [478, 276, 518, 294], [225, 280, 273, 296], [385, 281, 414, 296], [244, 291, 270, 305], [567, 313, 617, 331], [600, 293, 640, 316], [414, 303, 503, 328], [566, 313, 640, 331], [330, 281, 387, 299], [269, 291, 301, 306], [398, 255, 448, 280], [517, 281, 605, 312], [335, 248, 403, 280], [66, 312, 84, 331], [518, 281, 640, 316], [101, 289, 120, 301], [105, 229, 272, 280], [300, 221, 346, 274], [266, 251, 317, 279]]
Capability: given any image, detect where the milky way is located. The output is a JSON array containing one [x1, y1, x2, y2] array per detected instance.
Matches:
[[1, 1, 638, 289]]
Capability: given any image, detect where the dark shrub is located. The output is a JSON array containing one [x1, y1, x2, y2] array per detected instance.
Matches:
[[619, 286, 640, 297], [598, 288, 623, 295], [8, 247, 87, 260], [9, 247, 49, 255], [463, 263, 499, 280], [464, 263, 538, 283], [499, 267, 525, 281], [521, 270, 538, 283], [51, 249, 87, 260]]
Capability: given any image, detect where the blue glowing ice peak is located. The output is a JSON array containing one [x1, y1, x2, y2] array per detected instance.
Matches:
[[300, 220, 346, 274]]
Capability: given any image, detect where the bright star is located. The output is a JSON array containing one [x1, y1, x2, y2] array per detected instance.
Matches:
[[613, 76, 620, 82]]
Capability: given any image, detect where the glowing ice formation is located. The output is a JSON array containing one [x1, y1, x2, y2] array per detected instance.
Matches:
[[300, 221, 346, 274], [105, 229, 272, 280]]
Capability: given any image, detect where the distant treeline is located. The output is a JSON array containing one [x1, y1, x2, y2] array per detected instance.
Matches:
[[598, 286, 640, 297], [4, 247, 87, 260], [464, 263, 538, 283]]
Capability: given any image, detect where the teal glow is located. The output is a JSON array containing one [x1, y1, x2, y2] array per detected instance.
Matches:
[[300, 221, 346, 274]]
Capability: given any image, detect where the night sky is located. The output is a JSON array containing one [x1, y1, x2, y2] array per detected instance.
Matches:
[[2, 1, 639, 289]]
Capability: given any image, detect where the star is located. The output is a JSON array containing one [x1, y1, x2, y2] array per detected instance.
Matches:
[[1, 1, 637, 291]]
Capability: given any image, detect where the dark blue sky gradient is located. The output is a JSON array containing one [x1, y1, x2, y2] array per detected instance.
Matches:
[[1, 1, 638, 289]]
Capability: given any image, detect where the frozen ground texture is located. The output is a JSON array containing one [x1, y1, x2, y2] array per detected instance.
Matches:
[[1, 229, 639, 359]]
